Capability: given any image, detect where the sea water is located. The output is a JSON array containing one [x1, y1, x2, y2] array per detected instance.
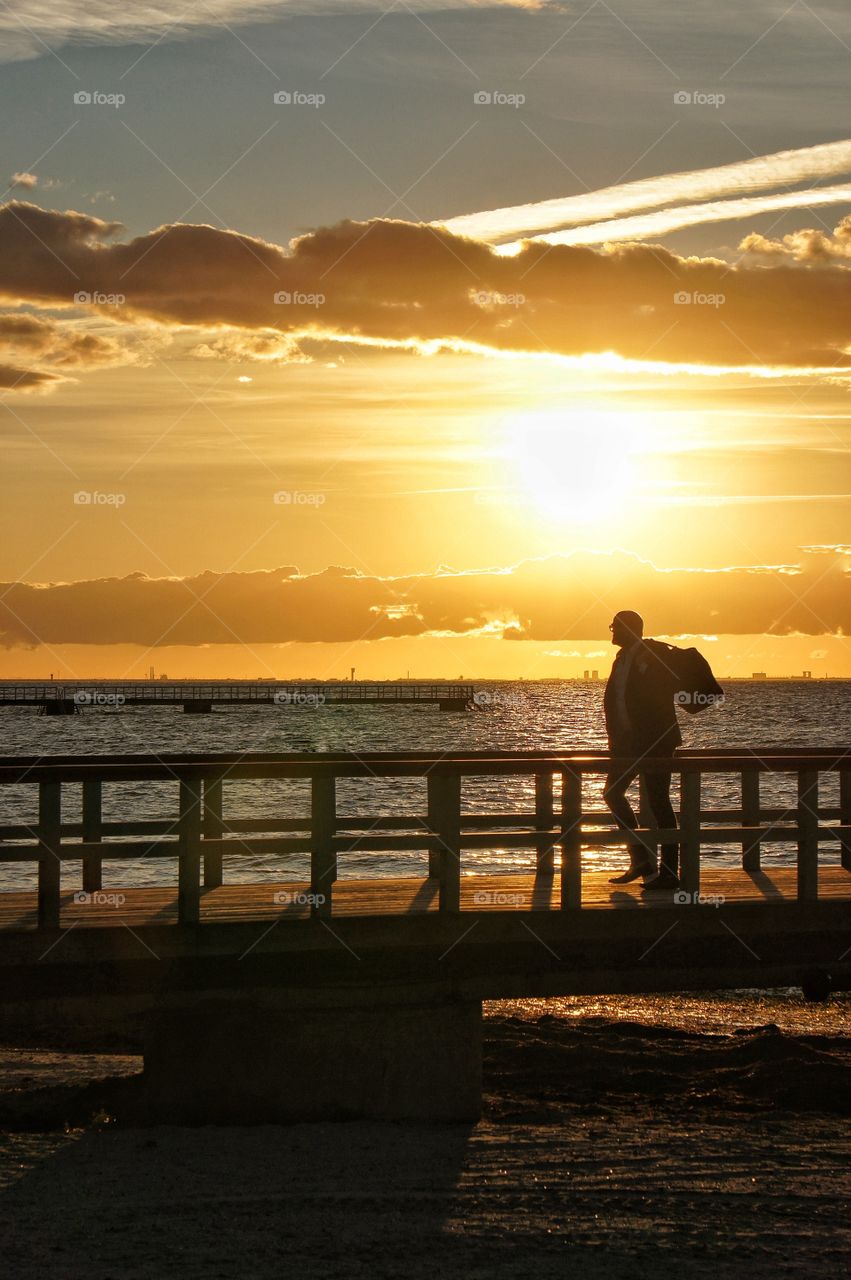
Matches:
[[0, 679, 847, 892]]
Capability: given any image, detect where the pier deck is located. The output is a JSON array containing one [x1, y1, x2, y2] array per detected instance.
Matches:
[[0, 748, 849, 1119], [1, 866, 850, 932]]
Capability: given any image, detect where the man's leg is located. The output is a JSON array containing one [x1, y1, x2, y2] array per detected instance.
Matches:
[[603, 760, 655, 881], [642, 769, 679, 880]]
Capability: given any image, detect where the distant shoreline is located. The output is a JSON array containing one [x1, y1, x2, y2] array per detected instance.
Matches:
[[0, 676, 849, 684]]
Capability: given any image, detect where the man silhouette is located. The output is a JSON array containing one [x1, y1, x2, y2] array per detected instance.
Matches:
[[603, 610, 681, 890]]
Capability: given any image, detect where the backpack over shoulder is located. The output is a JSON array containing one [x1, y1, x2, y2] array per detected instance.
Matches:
[[669, 645, 725, 714]]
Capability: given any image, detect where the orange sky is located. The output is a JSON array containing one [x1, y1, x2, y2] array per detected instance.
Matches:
[[1, 3, 850, 678]]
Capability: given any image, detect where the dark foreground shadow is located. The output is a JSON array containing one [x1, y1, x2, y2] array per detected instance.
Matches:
[[1, 1019, 851, 1279]]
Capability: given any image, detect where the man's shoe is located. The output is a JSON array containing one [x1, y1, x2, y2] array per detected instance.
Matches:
[[641, 870, 680, 892], [609, 858, 656, 885]]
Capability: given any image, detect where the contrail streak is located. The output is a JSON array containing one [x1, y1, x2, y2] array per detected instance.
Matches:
[[495, 181, 851, 253], [439, 139, 851, 244]]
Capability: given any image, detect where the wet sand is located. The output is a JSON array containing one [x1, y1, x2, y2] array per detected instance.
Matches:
[[1, 1007, 850, 1279]]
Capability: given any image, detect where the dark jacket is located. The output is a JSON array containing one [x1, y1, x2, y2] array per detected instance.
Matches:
[[604, 638, 682, 757]]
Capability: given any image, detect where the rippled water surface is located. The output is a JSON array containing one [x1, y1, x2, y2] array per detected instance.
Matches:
[[489, 989, 851, 1035], [0, 680, 848, 893]]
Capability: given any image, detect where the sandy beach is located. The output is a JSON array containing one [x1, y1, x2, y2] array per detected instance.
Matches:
[[1, 1001, 849, 1280]]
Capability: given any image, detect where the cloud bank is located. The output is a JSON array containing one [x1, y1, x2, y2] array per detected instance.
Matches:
[[3, 201, 851, 374], [2, 550, 848, 648]]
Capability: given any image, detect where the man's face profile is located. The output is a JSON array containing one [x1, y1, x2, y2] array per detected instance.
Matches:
[[609, 612, 643, 649]]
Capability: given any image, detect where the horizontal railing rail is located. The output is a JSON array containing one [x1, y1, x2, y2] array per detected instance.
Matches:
[[0, 749, 847, 929], [0, 748, 849, 782]]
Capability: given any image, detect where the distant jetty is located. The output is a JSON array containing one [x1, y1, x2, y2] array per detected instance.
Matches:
[[0, 680, 476, 715]]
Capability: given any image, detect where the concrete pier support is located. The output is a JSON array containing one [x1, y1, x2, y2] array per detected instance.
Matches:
[[144, 995, 482, 1123], [182, 700, 212, 714]]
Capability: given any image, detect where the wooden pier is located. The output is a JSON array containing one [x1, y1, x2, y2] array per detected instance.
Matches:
[[0, 680, 476, 714], [0, 747, 848, 1121]]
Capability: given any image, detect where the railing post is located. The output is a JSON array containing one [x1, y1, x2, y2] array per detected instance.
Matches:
[[428, 772, 461, 913], [797, 769, 819, 902], [741, 769, 761, 872], [203, 775, 224, 888], [310, 773, 336, 918], [178, 774, 202, 924], [82, 778, 103, 893], [840, 770, 851, 873], [38, 779, 62, 930], [679, 769, 701, 898], [559, 768, 582, 908], [535, 771, 555, 873]]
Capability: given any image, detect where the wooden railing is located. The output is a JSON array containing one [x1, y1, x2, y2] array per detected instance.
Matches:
[[0, 749, 848, 929]]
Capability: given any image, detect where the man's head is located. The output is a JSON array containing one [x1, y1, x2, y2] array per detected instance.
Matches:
[[609, 610, 644, 649]]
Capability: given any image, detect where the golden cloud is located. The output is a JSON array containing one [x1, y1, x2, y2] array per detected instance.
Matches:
[[3, 202, 851, 374], [0, 308, 143, 389], [739, 215, 851, 263], [1, 550, 848, 648]]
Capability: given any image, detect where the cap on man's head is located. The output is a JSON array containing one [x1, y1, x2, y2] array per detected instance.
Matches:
[[613, 610, 644, 636]]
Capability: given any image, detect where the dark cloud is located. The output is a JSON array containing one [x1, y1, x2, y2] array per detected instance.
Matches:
[[2, 550, 848, 648], [3, 201, 851, 369], [0, 362, 61, 390], [0, 308, 141, 388]]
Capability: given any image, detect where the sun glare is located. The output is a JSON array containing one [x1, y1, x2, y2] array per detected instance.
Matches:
[[502, 406, 651, 523]]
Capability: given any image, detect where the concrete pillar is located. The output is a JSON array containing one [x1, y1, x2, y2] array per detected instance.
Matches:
[[143, 995, 482, 1123]]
